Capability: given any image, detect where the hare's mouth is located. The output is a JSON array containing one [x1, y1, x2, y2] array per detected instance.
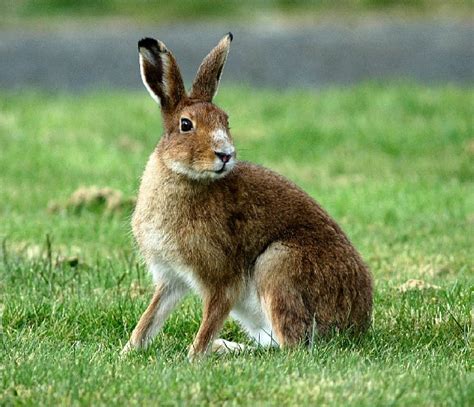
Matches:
[[215, 164, 227, 174], [165, 158, 234, 181]]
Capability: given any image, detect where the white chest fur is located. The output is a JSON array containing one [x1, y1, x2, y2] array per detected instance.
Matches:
[[149, 255, 202, 294]]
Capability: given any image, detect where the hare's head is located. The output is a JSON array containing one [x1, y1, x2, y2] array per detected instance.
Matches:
[[138, 34, 235, 181]]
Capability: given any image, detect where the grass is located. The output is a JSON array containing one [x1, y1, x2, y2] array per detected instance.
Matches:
[[1, 84, 473, 405], [2, 0, 472, 27]]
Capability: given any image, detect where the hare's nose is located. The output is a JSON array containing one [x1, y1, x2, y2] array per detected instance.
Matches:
[[215, 151, 232, 163]]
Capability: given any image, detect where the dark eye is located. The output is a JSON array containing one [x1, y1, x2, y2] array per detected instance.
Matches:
[[180, 118, 193, 132]]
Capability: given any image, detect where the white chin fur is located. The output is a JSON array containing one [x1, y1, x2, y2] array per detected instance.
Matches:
[[167, 159, 235, 181]]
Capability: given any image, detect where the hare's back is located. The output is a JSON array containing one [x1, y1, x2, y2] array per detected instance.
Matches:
[[224, 161, 344, 238]]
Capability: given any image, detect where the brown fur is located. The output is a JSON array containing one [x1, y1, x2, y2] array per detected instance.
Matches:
[[123, 34, 373, 360], [189, 33, 232, 101], [129, 284, 165, 347]]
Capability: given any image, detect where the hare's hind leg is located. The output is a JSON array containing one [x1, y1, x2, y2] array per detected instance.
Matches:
[[211, 339, 248, 355], [122, 281, 188, 354], [255, 242, 320, 347]]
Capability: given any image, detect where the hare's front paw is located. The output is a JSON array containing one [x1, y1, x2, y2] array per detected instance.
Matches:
[[120, 341, 135, 356], [187, 344, 206, 363]]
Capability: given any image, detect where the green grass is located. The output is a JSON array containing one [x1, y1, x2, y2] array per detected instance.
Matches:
[[1, 84, 473, 405], [2, 0, 472, 26]]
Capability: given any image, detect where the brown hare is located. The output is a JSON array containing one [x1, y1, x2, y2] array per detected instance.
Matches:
[[122, 33, 373, 361]]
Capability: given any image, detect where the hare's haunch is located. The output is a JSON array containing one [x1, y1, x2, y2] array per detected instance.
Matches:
[[122, 34, 373, 361]]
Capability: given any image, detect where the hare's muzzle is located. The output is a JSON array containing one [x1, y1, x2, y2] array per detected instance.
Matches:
[[215, 151, 232, 163]]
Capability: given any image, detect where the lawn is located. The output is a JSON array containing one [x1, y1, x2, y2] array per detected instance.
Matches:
[[2, 0, 472, 27], [1, 84, 473, 405]]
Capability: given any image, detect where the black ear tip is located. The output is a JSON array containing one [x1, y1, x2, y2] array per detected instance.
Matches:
[[138, 37, 159, 51], [227, 32, 233, 42]]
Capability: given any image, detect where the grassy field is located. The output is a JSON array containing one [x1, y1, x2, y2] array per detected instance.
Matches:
[[1, 84, 473, 405], [2, 0, 472, 26]]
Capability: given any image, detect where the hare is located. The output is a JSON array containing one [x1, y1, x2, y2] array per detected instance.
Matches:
[[122, 33, 373, 361]]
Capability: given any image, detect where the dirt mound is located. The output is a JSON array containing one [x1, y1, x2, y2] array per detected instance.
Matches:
[[398, 279, 441, 293], [48, 186, 136, 215]]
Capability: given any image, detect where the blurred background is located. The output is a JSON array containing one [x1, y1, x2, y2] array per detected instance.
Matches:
[[1, 0, 473, 90]]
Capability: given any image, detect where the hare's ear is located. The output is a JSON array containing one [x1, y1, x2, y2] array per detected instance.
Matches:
[[138, 38, 185, 112], [189, 33, 232, 102]]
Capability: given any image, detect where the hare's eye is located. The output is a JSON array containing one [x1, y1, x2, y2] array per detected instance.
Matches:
[[180, 118, 193, 132]]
